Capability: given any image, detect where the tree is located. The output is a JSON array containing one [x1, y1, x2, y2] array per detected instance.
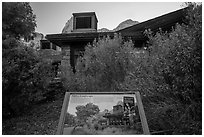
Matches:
[[2, 40, 55, 117], [64, 113, 76, 126], [75, 103, 100, 123], [2, 2, 36, 40], [2, 2, 58, 118]]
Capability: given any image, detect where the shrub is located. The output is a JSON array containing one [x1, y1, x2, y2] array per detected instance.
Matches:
[[63, 34, 141, 92], [2, 39, 55, 117], [143, 3, 202, 134]]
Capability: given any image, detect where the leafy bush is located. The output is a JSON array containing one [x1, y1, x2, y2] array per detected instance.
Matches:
[[142, 3, 202, 134], [2, 39, 55, 117], [63, 34, 140, 92]]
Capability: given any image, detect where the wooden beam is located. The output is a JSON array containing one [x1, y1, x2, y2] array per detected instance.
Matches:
[[135, 92, 150, 135], [56, 92, 70, 135]]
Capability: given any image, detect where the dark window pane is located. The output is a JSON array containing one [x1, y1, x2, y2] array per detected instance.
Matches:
[[76, 17, 91, 29], [52, 44, 56, 50], [41, 42, 50, 49]]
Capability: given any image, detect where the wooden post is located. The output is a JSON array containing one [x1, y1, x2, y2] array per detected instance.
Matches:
[[135, 92, 150, 135], [56, 92, 70, 135]]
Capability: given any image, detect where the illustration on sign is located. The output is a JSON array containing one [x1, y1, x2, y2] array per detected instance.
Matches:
[[57, 92, 149, 135]]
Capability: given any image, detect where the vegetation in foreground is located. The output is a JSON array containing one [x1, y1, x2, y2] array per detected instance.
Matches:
[[71, 126, 141, 135], [2, 95, 64, 135], [2, 2, 64, 134]]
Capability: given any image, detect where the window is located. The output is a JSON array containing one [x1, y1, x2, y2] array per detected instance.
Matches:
[[41, 42, 50, 49], [76, 17, 92, 29], [52, 44, 57, 50]]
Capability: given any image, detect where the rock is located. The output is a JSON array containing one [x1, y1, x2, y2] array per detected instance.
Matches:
[[113, 19, 139, 31], [62, 17, 139, 33], [97, 19, 139, 32], [33, 32, 44, 40], [97, 28, 111, 32], [62, 17, 73, 33]]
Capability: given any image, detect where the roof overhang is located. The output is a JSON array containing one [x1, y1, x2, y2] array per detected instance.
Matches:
[[46, 32, 113, 47], [117, 7, 188, 33], [46, 31, 146, 47], [46, 7, 188, 47]]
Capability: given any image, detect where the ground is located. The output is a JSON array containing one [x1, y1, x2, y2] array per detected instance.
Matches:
[[2, 96, 64, 135], [2, 94, 142, 135], [66, 126, 142, 135]]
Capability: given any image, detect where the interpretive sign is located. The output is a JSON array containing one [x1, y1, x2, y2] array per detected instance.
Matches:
[[56, 92, 150, 135]]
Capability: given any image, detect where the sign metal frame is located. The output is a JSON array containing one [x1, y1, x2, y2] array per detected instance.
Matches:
[[56, 91, 150, 135]]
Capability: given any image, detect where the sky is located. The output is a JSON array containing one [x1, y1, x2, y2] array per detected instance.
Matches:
[[30, 2, 185, 36]]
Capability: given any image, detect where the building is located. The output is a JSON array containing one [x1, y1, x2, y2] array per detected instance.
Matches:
[[103, 96, 137, 126], [39, 40, 62, 76], [45, 8, 187, 72]]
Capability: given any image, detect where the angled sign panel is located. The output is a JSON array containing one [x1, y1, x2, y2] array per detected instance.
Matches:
[[57, 92, 150, 135]]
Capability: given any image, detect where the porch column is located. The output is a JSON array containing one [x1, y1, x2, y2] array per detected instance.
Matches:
[[60, 46, 72, 79]]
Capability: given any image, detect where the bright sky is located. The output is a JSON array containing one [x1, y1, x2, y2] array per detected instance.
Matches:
[[30, 2, 184, 36]]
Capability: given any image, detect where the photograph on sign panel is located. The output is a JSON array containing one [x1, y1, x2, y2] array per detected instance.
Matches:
[[63, 94, 143, 135]]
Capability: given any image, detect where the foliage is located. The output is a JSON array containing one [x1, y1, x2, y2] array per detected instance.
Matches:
[[2, 2, 59, 118], [64, 113, 76, 126], [2, 97, 64, 135], [2, 2, 36, 40], [75, 103, 100, 123], [142, 3, 202, 134], [64, 34, 137, 92], [2, 39, 55, 117]]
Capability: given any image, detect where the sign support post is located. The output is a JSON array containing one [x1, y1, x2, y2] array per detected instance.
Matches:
[[56, 92, 70, 135], [135, 92, 150, 135]]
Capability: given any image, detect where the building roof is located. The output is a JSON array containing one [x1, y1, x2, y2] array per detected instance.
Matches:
[[46, 7, 187, 47], [46, 31, 115, 47], [116, 7, 187, 34], [72, 12, 98, 22]]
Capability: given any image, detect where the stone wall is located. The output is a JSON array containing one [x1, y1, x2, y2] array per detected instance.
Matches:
[[60, 46, 72, 80]]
